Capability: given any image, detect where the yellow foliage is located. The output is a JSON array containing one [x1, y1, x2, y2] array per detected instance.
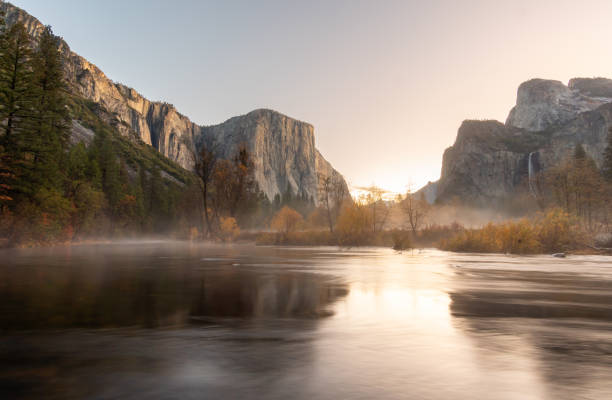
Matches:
[[270, 206, 303, 236], [219, 217, 240, 242], [335, 203, 374, 245], [536, 208, 577, 252], [440, 208, 584, 254], [189, 226, 200, 241], [496, 219, 541, 254]]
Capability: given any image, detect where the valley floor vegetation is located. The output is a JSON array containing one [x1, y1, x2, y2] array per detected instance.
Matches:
[[257, 138, 612, 255], [3, 15, 612, 255]]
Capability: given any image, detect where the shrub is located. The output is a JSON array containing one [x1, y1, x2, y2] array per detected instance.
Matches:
[[536, 208, 577, 253], [391, 229, 412, 251], [219, 217, 240, 242], [335, 203, 373, 246], [270, 206, 304, 237], [440, 208, 584, 254], [496, 219, 540, 254]]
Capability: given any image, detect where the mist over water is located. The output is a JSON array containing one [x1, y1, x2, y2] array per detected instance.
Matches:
[[1, 242, 612, 399]]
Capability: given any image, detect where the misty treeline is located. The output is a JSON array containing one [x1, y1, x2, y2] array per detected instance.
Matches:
[[258, 182, 435, 249], [0, 16, 309, 246]]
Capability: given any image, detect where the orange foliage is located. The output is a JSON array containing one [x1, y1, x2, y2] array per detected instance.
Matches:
[[219, 217, 240, 242], [440, 208, 582, 254], [270, 206, 303, 236]]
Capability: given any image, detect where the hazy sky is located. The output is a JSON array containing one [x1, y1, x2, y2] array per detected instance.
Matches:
[[11, 0, 612, 192]]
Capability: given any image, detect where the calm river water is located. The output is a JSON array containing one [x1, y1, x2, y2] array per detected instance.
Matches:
[[1, 242, 612, 399]]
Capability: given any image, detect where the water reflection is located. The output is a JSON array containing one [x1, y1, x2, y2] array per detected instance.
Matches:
[[0, 243, 348, 330], [448, 255, 612, 399], [2, 245, 612, 399]]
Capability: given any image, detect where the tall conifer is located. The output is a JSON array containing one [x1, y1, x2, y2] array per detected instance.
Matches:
[[30, 26, 70, 189], [0, 22, 36, 201]]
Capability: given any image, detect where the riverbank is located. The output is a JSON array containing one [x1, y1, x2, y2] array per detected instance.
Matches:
[[2, 226, 610, 256]]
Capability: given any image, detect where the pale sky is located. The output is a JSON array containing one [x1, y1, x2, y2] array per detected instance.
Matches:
[[11, 0, 612, 193]]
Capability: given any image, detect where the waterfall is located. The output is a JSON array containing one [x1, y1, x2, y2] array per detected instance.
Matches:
[[528, 152, 537, 198]]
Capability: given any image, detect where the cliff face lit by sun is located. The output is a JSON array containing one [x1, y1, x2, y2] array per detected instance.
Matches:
[[0, 1, 347, 201]]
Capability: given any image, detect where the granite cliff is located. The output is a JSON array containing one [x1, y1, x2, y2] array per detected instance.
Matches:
[[200, 109, 347, 201], [434, 77, 612, 205], [1, 1, 346, 202]]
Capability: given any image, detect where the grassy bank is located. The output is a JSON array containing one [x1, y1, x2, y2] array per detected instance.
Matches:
[[438, 209, 590, 255]]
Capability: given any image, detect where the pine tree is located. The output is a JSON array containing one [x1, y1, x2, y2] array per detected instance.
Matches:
[[133, 165, 147, 230], [30, 26, 70, 190], [98, 132, 121, 210], [150, 166, 169, 230], [0, 22, 36, 201], [0, 12, 10, 206], [574, 143, 587, 160]]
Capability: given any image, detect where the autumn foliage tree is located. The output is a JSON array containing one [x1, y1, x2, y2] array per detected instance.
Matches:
[[335, 202, 373, 246], [542, 144, 605, 231], [270, 206, 303, 237]]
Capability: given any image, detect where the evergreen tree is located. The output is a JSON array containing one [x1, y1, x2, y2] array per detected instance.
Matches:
[[150, 166, 168, 230], [574, 143, 587, 160], [98, 132, 121, 210], [133, 165, 147, 229], [30, 26, 70, 190], [0, 22, 36, 201]]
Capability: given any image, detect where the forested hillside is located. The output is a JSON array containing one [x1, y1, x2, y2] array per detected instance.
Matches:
[[0, 15, 317, 246]]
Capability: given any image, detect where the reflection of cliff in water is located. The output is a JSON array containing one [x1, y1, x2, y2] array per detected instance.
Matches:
[[0, 248, 348, 330], [449, 265, 612, 398], [449, 267, 612, 321], [191, 271, 347, 320], [0, 243, 350, 399]]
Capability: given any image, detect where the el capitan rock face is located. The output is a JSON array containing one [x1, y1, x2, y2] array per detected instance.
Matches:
[[200, 109, 348, 201], [0, 1, 346, 202], [435, 77, 612, 205]]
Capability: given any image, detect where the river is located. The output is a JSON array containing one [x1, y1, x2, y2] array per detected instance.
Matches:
[[1, 241, 611, 399]]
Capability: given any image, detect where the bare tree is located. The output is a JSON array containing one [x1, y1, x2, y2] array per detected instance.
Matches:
[[192, 139, 219, 238], [361, 185, 390, 233], [400, 189, 429, 236], [318, 173, 347, 233]]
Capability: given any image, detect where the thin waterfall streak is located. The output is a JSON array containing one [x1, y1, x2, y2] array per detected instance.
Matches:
[[528, 152, 537, 198]]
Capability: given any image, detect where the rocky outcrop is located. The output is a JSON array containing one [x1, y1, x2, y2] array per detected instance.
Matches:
[[0, 1, 346, 202], [505, 79, 611, 132], [435, 78, 612, 205], [200, 109, 348, 201], [415, 181, 438, 204]]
